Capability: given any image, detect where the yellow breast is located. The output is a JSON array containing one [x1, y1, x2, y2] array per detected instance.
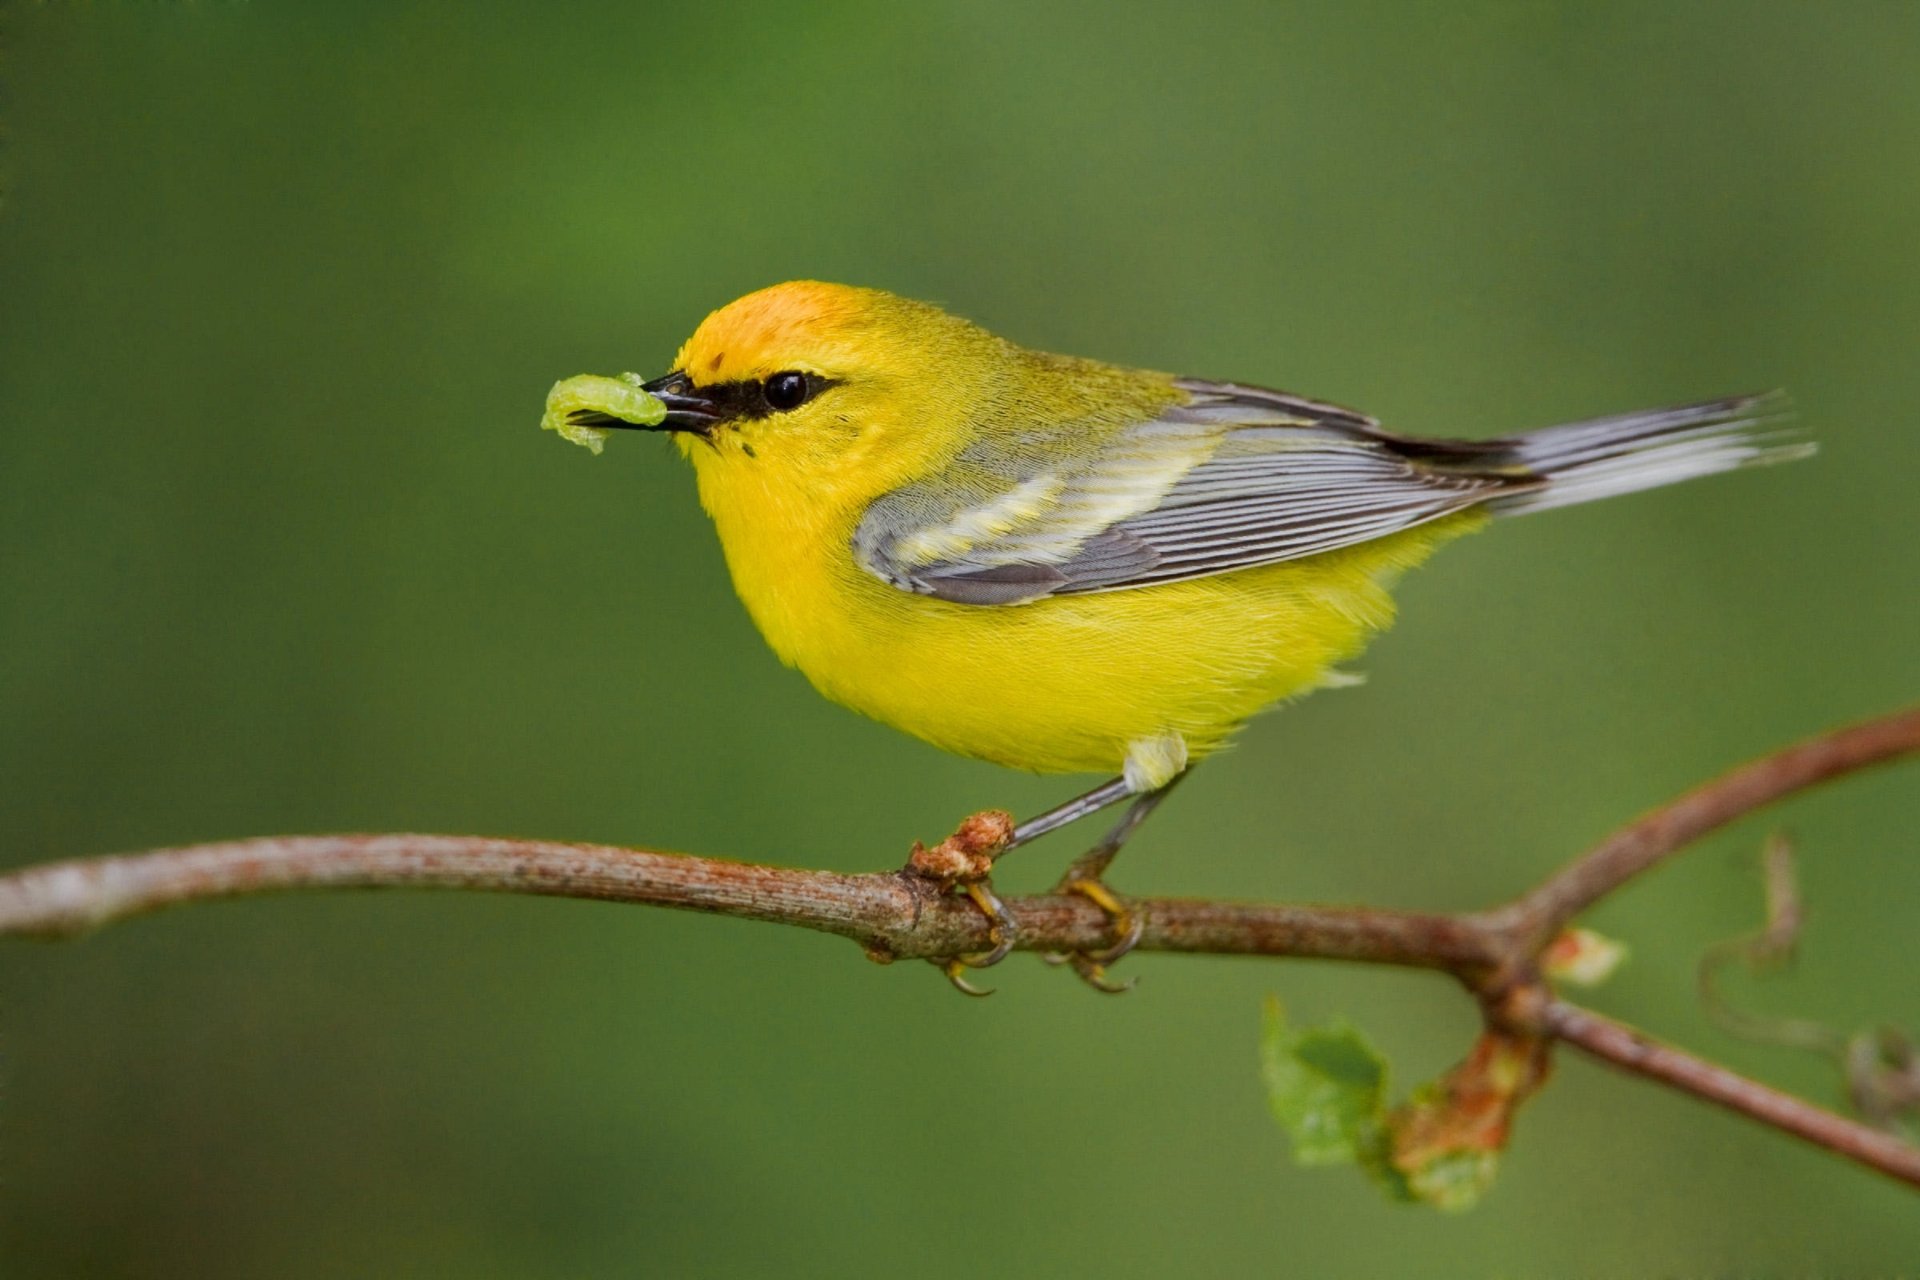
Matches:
[[691, 448, 1479, 777]]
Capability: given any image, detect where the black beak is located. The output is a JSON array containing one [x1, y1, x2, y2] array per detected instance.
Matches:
[[567, 371, 721, 434]]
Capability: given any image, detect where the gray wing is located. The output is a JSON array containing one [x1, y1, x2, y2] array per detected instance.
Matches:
[[855, 377, 1535, 606]]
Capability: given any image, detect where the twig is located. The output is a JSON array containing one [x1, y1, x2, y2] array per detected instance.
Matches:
[[0, 833, 1496, 970], [2, 704, 1918, 1193], [1502, 705, 1920, 948], [1698, 832, 1846, 1055], [1546, 1000, 1920, 1189]]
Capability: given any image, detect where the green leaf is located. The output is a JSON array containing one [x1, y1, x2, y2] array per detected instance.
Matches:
[[1259, 997, 1392, 1169], [1260, 1000, 1550, 1211]]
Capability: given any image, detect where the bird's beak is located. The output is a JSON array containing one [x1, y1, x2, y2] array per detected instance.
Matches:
[[566, 371, 722, 435]]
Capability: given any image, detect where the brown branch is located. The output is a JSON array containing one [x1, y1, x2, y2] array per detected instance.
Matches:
[[0, 833, 1497, 971], [1546, 1000, 1920, 1189], [1499, 704, 1920, 949], [2, 704, 1918, 1195]]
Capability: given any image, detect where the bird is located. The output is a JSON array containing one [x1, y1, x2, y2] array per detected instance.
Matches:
[[560, 280, 1808, 993]]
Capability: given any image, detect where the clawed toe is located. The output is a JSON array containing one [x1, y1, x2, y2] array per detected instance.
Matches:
[[1047, 875, 1144, 992], [929, 883, 1016, 995], [959, 880, 1016, 967], [940, 956, 997, 997], [1064, 950, 1138, 994], [1063, 876, 1143, 964]]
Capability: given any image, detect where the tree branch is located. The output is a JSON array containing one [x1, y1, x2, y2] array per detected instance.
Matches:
[[0, 832, 1496, 971], [2, 704, 1917, 1195], [1546, 1000, 1920, 1189], [1498, 705, 1920, 949]]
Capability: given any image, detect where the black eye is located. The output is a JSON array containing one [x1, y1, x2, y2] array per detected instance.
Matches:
[[764, 371, 811, 412]]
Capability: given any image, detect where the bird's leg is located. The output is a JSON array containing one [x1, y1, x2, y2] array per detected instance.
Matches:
[[1046, 773, 1187, 993], [1006, 776, 1137, 849], [907, 778, 1136, 995]]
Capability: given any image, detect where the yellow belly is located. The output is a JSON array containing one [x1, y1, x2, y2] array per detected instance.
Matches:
[[710, 490, 1483, 777]]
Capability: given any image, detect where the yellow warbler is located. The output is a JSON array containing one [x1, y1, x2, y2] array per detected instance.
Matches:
[[561, 280, 1806, 991]]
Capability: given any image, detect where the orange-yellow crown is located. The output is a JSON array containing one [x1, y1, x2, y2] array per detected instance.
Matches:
[[674, 281, 900, 387]]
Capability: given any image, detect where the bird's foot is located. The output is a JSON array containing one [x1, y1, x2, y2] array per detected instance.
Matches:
[[905, 810, 1017, 996], [1044, 867, 1143, 994]]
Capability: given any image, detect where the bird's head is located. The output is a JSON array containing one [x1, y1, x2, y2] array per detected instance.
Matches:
[[590, 281, 1005, 496]]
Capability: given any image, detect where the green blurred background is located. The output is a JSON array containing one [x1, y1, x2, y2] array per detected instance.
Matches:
[[3, 2, 1916, 1274]]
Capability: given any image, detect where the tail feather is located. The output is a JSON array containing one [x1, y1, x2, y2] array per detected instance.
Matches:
[[1487, 392, 1811, 516]]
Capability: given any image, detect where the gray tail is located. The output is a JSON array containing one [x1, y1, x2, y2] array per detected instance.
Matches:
[[1487, 392, 1811, 516]]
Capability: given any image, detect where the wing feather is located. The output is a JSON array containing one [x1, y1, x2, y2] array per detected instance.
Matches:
[[854, 378, 1526, 605]]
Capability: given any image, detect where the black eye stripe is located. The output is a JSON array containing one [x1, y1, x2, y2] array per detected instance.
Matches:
[[683, 373, 839, 421]]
